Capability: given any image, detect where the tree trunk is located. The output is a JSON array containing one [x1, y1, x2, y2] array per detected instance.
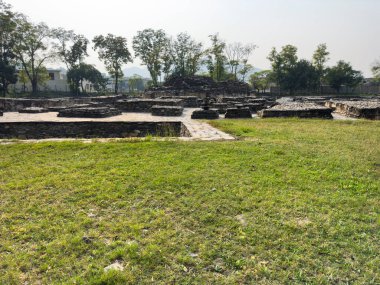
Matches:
[[115, 74, 119, 94], [31, 79, 38, 94]]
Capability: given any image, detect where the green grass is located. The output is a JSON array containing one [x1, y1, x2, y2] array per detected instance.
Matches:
[[0, 119, 379, 284]]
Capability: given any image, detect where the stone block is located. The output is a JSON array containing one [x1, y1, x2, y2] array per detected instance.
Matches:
[[151, 105, 184, 116], [58, 107, 122, 118], [191, 109, 219, 120], [225, 108, 252, 119]]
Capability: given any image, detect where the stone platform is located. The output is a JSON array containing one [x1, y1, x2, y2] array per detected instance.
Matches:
[[258, 103, 333, 119], [151, 105, 184, 116], [191, 109, 219, 120], [19, 107, 49, 113], [326, 100, 380, 120], [0, 109, 234, 141], [58, 107, 122, 118], [225, 108, 252, 119]]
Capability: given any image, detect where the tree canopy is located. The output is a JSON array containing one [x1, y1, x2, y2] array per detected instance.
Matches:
[[93, 34, 132, 94]]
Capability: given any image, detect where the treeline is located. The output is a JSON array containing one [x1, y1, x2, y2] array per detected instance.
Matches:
[[0, 1, 255, 96], [251, 44, 367, 94], [1, 1, 379, 96]]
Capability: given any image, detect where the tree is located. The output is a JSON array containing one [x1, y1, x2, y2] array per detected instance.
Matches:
[[312, 43, 329, 93], [238, 62, 253, 82], [128, 74, 144, 92], [286, 59, 319, 93], [249, 70, 271, 93], [0, 1, 18, 95], [372, 60, 380, 82], [325, 61, 364, 93], [206, 33, 227, 81], [133, 29, 169, 86], [171, 32, 203, 77], [267, 45, 298, 94], [53, 28, 88, 69], [13, 17, 56, 94], [225, 42, 256, 80], [67, 63, 106, 94], [93, 34, 132, 94]]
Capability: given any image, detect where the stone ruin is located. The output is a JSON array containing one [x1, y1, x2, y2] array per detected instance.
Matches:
[[258, 103, 333, 119], [19, 107, 49, 113], [145, 75, 251, 96], [58, 107, 122, 118], [325, 100, 380, 120], [225, 106, 252, 119], [151, 105, 184, 117]]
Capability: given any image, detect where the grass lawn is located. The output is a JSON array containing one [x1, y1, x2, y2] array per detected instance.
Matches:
[[0, 119, 379, 284]]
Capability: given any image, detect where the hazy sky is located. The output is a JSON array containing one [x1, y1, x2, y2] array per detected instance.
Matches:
[[8, 0, 380, 76]]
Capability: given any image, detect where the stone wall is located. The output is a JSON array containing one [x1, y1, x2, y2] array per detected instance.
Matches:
[[115, 99, 183, 112], [0, 121, 190, 139], [0, 98, 91, 112]]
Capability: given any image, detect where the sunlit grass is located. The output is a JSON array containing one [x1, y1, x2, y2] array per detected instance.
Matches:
[[0, 119, 379, 284]]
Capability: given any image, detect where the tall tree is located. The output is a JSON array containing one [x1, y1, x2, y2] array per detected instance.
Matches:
[[225, 42, 256, 80], [132, 29, 169, 86], [93, 34, 132, 94], [325, 60, 364, 93], [53, 28, 88, 69], [0, 1, 18, 95], [13, 18, 55, 94], [53, 28, 90, 94], [206, 33, 227, 82], [267, 45, 298, 94], [171, 32, 203, 77], [312, 43, 330, 93]]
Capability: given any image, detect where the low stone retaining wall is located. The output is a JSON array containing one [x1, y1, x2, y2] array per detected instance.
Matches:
[[0, 98, 91, 112], [58, 107, 122, 118], [151, 105, 184, 117], [159, 96, 199, 108], [225, 108, 252, 119], [330, 101, 380, 120], [0, 121, 190, 139], [259, 103, 333, 119], [191, 109, 219, 119], [19, 107, 49, 113], [116, 99, 183, 112]]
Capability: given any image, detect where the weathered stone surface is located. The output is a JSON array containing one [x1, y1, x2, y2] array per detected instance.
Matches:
[[151, 105, 184, 117], [19, 107, 49, 113], [116, 99, 183, 112], [225, 108, 252, 119], [146, 75, 250, 95], [58, 107, 122, 118], [159, 96, 199, 107], [191, 109, 219, 120], [259, 103, 333, 119], [211, 103, 228, 114], [0, 121, 190, 139], [326, 100, 380, 120], [243, 103, 265, 113]]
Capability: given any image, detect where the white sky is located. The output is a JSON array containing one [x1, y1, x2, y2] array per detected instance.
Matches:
[[8, 0, 380, 77]]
